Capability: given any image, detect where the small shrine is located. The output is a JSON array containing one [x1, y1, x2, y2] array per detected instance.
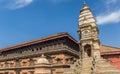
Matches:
[[34, 54, 52, 74]]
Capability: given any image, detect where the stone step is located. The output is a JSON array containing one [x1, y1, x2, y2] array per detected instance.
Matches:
[[96, 61, 118, 71], [80, 58, 93, 74], [97, 72, 120, 74], [82, 63, 92, 67], [96, 63, 117, 67], [97, 70, 120, 72], [97, 61, 110, 65], [96, 66, 117, 70], [82, 61, 92, 66], [81, 73, 91, 74], [81, 72, 91, 74], [96, 63, 111, 66], [96, 70, 120, 74], [80, 68, 92, 72], [82, 66, 92, 69], [97, 60, 110, 63]]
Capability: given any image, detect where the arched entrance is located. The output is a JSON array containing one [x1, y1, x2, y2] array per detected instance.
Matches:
[[84, 45, 91, 58]]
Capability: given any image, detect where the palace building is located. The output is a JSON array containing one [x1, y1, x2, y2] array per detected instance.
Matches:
[[0, 32, 80, 74], [0, 2, 120, 74]]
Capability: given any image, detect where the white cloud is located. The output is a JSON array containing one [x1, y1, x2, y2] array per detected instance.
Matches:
[[0, 0, 70, 10], [96, 10, 120, 25], [48, 0, 68, 3], [8, 0, 33, 9], [106, 0, 117, 4], [0, 0, 33, 9]]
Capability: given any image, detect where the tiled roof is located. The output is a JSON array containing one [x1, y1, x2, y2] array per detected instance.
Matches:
[[0, 32, 78, 52], [100, 45, 120, 55]]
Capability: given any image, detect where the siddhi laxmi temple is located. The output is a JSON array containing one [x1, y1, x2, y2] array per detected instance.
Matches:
[[0, 2, 120, 74]]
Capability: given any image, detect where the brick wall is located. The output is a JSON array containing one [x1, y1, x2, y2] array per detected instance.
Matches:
[[102, 54, 120, 70]]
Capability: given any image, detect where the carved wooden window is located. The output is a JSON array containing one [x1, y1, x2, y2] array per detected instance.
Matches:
[[39, 47, 42, 50], [22, 61, 27, 66], [30, 59, 35, 66], [31, 49, 34, 52], [65, 59, 69, 64], [34, 60, 37, 65], [20, 51, 22, 54], [47, 58, 52, 63], [10, 63, 14, 67], [0, 64, 4, 68], [36, 48, 39, 51], [4, 54, 7, 57], [56, 58, 62, 64]]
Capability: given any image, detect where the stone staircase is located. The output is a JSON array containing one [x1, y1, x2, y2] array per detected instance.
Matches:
[[64, 59, 82, 74], [63, 57, 120, 74], [95, 58, 120, 74], [80, 57, 93, 74]]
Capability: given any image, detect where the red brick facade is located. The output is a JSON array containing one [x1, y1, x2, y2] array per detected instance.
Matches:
[[101, 45, 120, 70]]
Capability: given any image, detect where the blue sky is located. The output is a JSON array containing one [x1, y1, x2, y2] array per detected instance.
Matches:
[[0, 0, 120, 48]]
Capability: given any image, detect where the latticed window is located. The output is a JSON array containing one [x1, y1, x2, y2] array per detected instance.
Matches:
[[0, 64, 4, 68], [48, 58, 52, 63], [10, 63, 14, 67], [56, 58, 62, 64], [22, 61, 27, 66]]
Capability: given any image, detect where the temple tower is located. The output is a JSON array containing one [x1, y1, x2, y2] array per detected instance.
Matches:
[[63, 2, 120, 74], [77, 2, 120, 74], [78, 2, 100, 59]]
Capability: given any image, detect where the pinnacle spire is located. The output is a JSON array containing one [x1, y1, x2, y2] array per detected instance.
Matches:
[[79, 1, 96, 27], [84, 1, 87, 7], [80, 1, 90, 13]]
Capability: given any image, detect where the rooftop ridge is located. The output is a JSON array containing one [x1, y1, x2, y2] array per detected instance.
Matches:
[[100, 45, 120, 55], [0, 32, 78, 52], [101, 45, 120, 49]]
